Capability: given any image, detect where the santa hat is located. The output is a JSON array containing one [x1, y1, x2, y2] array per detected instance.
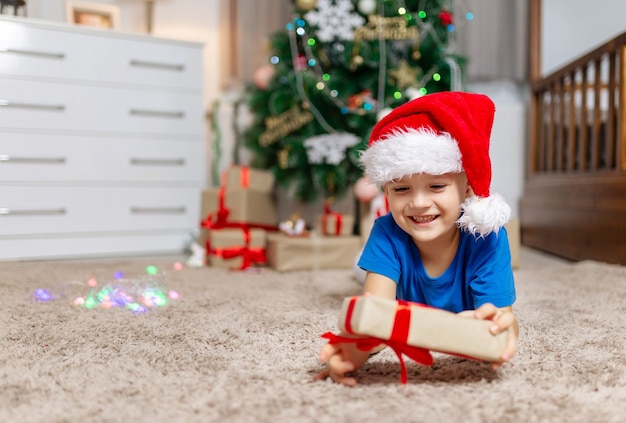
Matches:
[[360, 91, 510, 237]]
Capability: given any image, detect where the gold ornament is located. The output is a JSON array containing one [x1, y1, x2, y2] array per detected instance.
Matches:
[[388, 60, 422, 90], [278, 148, 290, 169], [352, 55, 364, 67], [259, 106, 314, 147], [295, 0, 317, 12], [354, 15, 419, 42]]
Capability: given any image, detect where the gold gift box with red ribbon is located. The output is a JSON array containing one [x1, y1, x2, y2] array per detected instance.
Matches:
[[201, 187, 277, 229], [266, 233, 361, 272], [316, 213, 355, 236], [224, 165, 274, 193], [315, 202, 355, 236], [337, 295, 508, 363], [200, 166, 277, 230], [206, 228, 267, 270]]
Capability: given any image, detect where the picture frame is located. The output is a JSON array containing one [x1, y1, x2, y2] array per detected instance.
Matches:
[[65, 1, 120, 30]]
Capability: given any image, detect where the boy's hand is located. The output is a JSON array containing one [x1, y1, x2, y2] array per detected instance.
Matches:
[[314, 340, 371, 386], [474, 303, 518, 369]]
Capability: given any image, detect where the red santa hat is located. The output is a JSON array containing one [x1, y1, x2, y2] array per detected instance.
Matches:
[[360, 91, 510, 236]]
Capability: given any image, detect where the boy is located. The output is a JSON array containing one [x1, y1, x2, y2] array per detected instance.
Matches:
[[316, 92, 518, 386]]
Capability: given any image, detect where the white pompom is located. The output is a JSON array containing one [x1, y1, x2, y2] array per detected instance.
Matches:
[[457, 193, 511, 237]]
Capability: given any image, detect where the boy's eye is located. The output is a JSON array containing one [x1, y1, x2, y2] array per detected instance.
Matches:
[[392, 186, 409, 193], [430, 184, 446, 190]]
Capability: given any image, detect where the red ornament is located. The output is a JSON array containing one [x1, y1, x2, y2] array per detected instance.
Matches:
[[438, 10, 453, 27]]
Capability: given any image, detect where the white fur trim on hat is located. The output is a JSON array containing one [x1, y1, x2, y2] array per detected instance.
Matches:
[[361, 128, 463, 185], [457, 193, 511, 237]]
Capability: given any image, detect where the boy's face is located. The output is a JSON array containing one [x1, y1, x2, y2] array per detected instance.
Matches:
[[384, 172, 470, 244]]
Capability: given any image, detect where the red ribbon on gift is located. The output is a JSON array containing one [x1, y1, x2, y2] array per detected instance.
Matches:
[[322, 203, 343, 236], [206, 227, 266, 270], [238, 166, 250, 188], [200, 186, 277, 232], [320, 296, 434, 384]]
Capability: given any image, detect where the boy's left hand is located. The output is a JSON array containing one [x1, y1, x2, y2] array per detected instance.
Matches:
[[474, 303, 518, 369]]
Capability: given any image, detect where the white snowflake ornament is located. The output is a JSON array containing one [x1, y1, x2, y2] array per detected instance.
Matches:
[[304, 133, 360, 165], [304, 0, 365, 42]]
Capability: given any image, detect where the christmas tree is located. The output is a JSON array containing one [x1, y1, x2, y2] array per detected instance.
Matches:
[[243, 0, 469, 203]]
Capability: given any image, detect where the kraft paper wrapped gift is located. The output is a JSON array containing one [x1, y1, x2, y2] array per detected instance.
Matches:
[[206, 228, 267, 269], [266, 233, 361, 271], [200, 187, 277, 228], [315, 213, 355, 236], [337, 295, 508, 363], [224, 165, 274, 193]]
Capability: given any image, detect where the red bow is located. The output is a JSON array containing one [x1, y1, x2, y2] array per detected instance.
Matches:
[[207, 227, 266, 270], [320, 332, 433, 384], [321, 297, 434, 384]]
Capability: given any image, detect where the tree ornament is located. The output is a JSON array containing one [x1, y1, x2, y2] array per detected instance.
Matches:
[[304, 0, 365, 42], [350, 54, 364, 69], [388, 60, 422, 90], [354, 176, 380, 202], [304, 133, 360, 165], [295, 0, 317, 12], [357, 0, 377, 15], [278, 148, 290, 169], [439, 10, 453, 27], [253, 64, 275, 90]]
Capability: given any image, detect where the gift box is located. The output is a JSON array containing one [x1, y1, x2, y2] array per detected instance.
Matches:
[[224, 165, 274, 193], [266, 233, 361, 271], [206, 228, 267, 269], [201, 187, 277, 229], [337, 295, 508, 363], [315, 213, 355, 237]]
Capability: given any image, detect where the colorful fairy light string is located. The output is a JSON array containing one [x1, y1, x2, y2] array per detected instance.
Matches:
[[33, 264, 181, 314]]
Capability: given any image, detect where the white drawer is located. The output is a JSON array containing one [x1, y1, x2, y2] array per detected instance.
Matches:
[[0, 230, 189, 266], [0, 186, 201, 236], [0, 231, 190, 260], [0, 77, 204, 136], [0, 19, 203, 90], [0, 132, 205, 183]]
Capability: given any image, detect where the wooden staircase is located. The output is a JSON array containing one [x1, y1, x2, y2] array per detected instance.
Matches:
[[521, 25, 626, 265]]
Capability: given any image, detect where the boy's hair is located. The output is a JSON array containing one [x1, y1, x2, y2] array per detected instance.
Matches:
[[361, 91, 510, 237]]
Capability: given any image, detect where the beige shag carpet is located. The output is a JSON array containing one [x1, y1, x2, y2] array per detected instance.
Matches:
[[1, 249, 625, 423]]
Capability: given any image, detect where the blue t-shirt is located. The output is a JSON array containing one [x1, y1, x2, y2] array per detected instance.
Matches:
[[357, 213, 516, 312]]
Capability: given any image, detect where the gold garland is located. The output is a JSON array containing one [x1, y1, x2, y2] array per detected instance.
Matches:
[[259, 106, 314, 147]]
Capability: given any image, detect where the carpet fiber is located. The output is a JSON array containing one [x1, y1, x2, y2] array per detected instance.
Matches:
[[1, 250, 624, 423]]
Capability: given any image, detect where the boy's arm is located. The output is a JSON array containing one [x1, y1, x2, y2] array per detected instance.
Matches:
[[315, 272, 396, 385]]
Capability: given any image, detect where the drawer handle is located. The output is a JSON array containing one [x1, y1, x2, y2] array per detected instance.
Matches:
[[130, 158, 186, 166], [129, 109, 185, 119], [130, 207, 186, 214], [0, 155, 66, 164], [0, 47, 65, 60], [0, 99, 65, 112], [129, 59, 185, 72], [0, 207, 67, 216]]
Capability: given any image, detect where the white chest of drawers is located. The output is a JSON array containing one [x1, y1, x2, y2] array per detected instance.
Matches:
[[0, 16, 206, 260]]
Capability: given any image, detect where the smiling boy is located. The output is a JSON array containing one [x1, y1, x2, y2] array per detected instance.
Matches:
[[316, 92, 518, 386]]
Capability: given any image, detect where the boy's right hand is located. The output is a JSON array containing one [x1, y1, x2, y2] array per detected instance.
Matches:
[[314, 340, 371, 386]]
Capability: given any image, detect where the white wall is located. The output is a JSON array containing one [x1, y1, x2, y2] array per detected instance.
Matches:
[[542, 0, 626, 75]]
